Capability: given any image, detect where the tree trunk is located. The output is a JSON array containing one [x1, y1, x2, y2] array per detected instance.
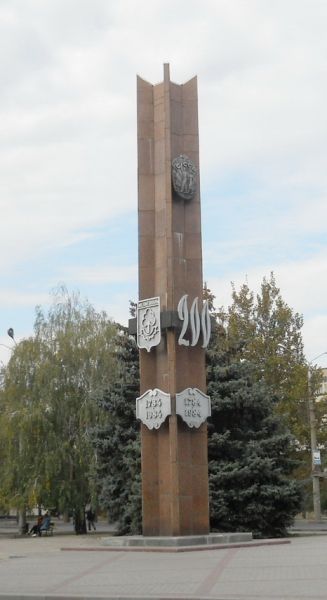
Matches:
[[18, 508, 27, 535], [74, 507, 87, 535]]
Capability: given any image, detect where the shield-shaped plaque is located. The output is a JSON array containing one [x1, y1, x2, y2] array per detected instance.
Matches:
[[137, 297, 161, 352], [176, 387, 211, 429], [171, 154, 197, 201], [136, 388, 171, 430]]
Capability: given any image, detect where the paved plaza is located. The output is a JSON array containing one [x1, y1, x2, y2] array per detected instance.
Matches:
[[0, 531, 326, 599]]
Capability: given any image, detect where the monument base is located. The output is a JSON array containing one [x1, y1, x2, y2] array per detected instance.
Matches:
[[102, 532, 253, 551]]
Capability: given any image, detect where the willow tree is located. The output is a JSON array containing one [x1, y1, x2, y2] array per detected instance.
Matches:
[[0, 286, 118, 532], [0, 338, 51, 532]]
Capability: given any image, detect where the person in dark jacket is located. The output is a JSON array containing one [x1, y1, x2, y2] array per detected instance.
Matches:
[[29, 515, 43, 536], [86, 507, 96, 531]]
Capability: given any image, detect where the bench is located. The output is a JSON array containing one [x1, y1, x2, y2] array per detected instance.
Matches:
[[40, 521, 54, 536]]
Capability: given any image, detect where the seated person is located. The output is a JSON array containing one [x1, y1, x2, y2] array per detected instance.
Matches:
[[39, 511, 51, 535], [29, 515, 43, 536]]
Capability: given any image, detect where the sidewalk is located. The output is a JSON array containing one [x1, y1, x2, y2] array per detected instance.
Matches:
[[0, 517, 117, 538], [2, 516, 327, 538], [0, 533, 327, 598], [290, 517, 327, 535]]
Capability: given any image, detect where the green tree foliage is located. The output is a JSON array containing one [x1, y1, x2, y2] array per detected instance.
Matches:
[[205, 280, 303, 534], [311, 368, 327, 452], [214, 274, 309, 445], [207, 354, 302, 537], [92, 324, 141, 534], [0, 276, 312, 535], [0, 286, 118, 531], [209, 274, 327, 511], [0, 338, 51, 515]]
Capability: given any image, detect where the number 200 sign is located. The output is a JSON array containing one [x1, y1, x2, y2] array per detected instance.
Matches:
[[177, 295, 211, 348]]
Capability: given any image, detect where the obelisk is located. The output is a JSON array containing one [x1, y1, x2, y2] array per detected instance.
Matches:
[[136, 64, 210, 536]]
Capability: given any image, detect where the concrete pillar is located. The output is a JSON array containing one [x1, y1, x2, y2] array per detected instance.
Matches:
[[137, 64, 209, 536]]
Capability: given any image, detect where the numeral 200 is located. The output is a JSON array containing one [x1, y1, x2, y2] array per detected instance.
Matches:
[[177, 295, 211, 348]]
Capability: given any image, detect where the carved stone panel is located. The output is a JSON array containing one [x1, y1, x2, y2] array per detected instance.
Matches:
[[176, 388, 211, 428], [171, 154, 197, 200], [136, 388, 171, 430], [137, 297, 161, 352]]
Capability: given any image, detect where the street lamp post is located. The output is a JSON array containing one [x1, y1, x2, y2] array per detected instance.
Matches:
[[1, 329, 27, 535], [7, 328, 16, 345], [0, 328, 16, 353], [308, 352, 327, 522]]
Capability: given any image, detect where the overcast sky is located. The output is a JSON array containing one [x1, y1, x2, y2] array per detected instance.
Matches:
[[1, 0, 327, 366]]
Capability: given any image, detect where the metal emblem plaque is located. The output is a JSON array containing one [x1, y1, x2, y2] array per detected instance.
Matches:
[[176, 388, 211, 428], [136, 388, 171, 430], [172, 154, 197, 201], [177, 294, 211, 348], [137, 297, 161, 352]]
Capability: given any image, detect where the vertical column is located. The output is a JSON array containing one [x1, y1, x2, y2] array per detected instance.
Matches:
[[137, 64, 209, 536]]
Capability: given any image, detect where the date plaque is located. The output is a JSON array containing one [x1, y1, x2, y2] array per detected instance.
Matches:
[[136, 388, 171, 430], [176, 387, 211, 429]]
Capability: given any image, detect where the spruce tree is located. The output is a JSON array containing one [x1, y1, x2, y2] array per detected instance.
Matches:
[[207, 352, 302, 538], [92, 325, 141, 535]]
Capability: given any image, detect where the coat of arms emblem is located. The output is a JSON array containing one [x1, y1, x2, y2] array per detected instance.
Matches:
[[171, 154, 197, 200], [137, 297, 161, 352]]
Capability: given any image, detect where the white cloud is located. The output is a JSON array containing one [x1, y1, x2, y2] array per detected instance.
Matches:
[[62, 264, 137, 285], [0, 0, 326, 360], [208, 252, 327, 312], [302, 315, 327, 367], [99, 294, 134, 326], [0, 289, 49, 309], [207, 251, 327, 360]]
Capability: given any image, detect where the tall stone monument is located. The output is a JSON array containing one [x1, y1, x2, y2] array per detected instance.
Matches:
[[136, 64, 210, 537]]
